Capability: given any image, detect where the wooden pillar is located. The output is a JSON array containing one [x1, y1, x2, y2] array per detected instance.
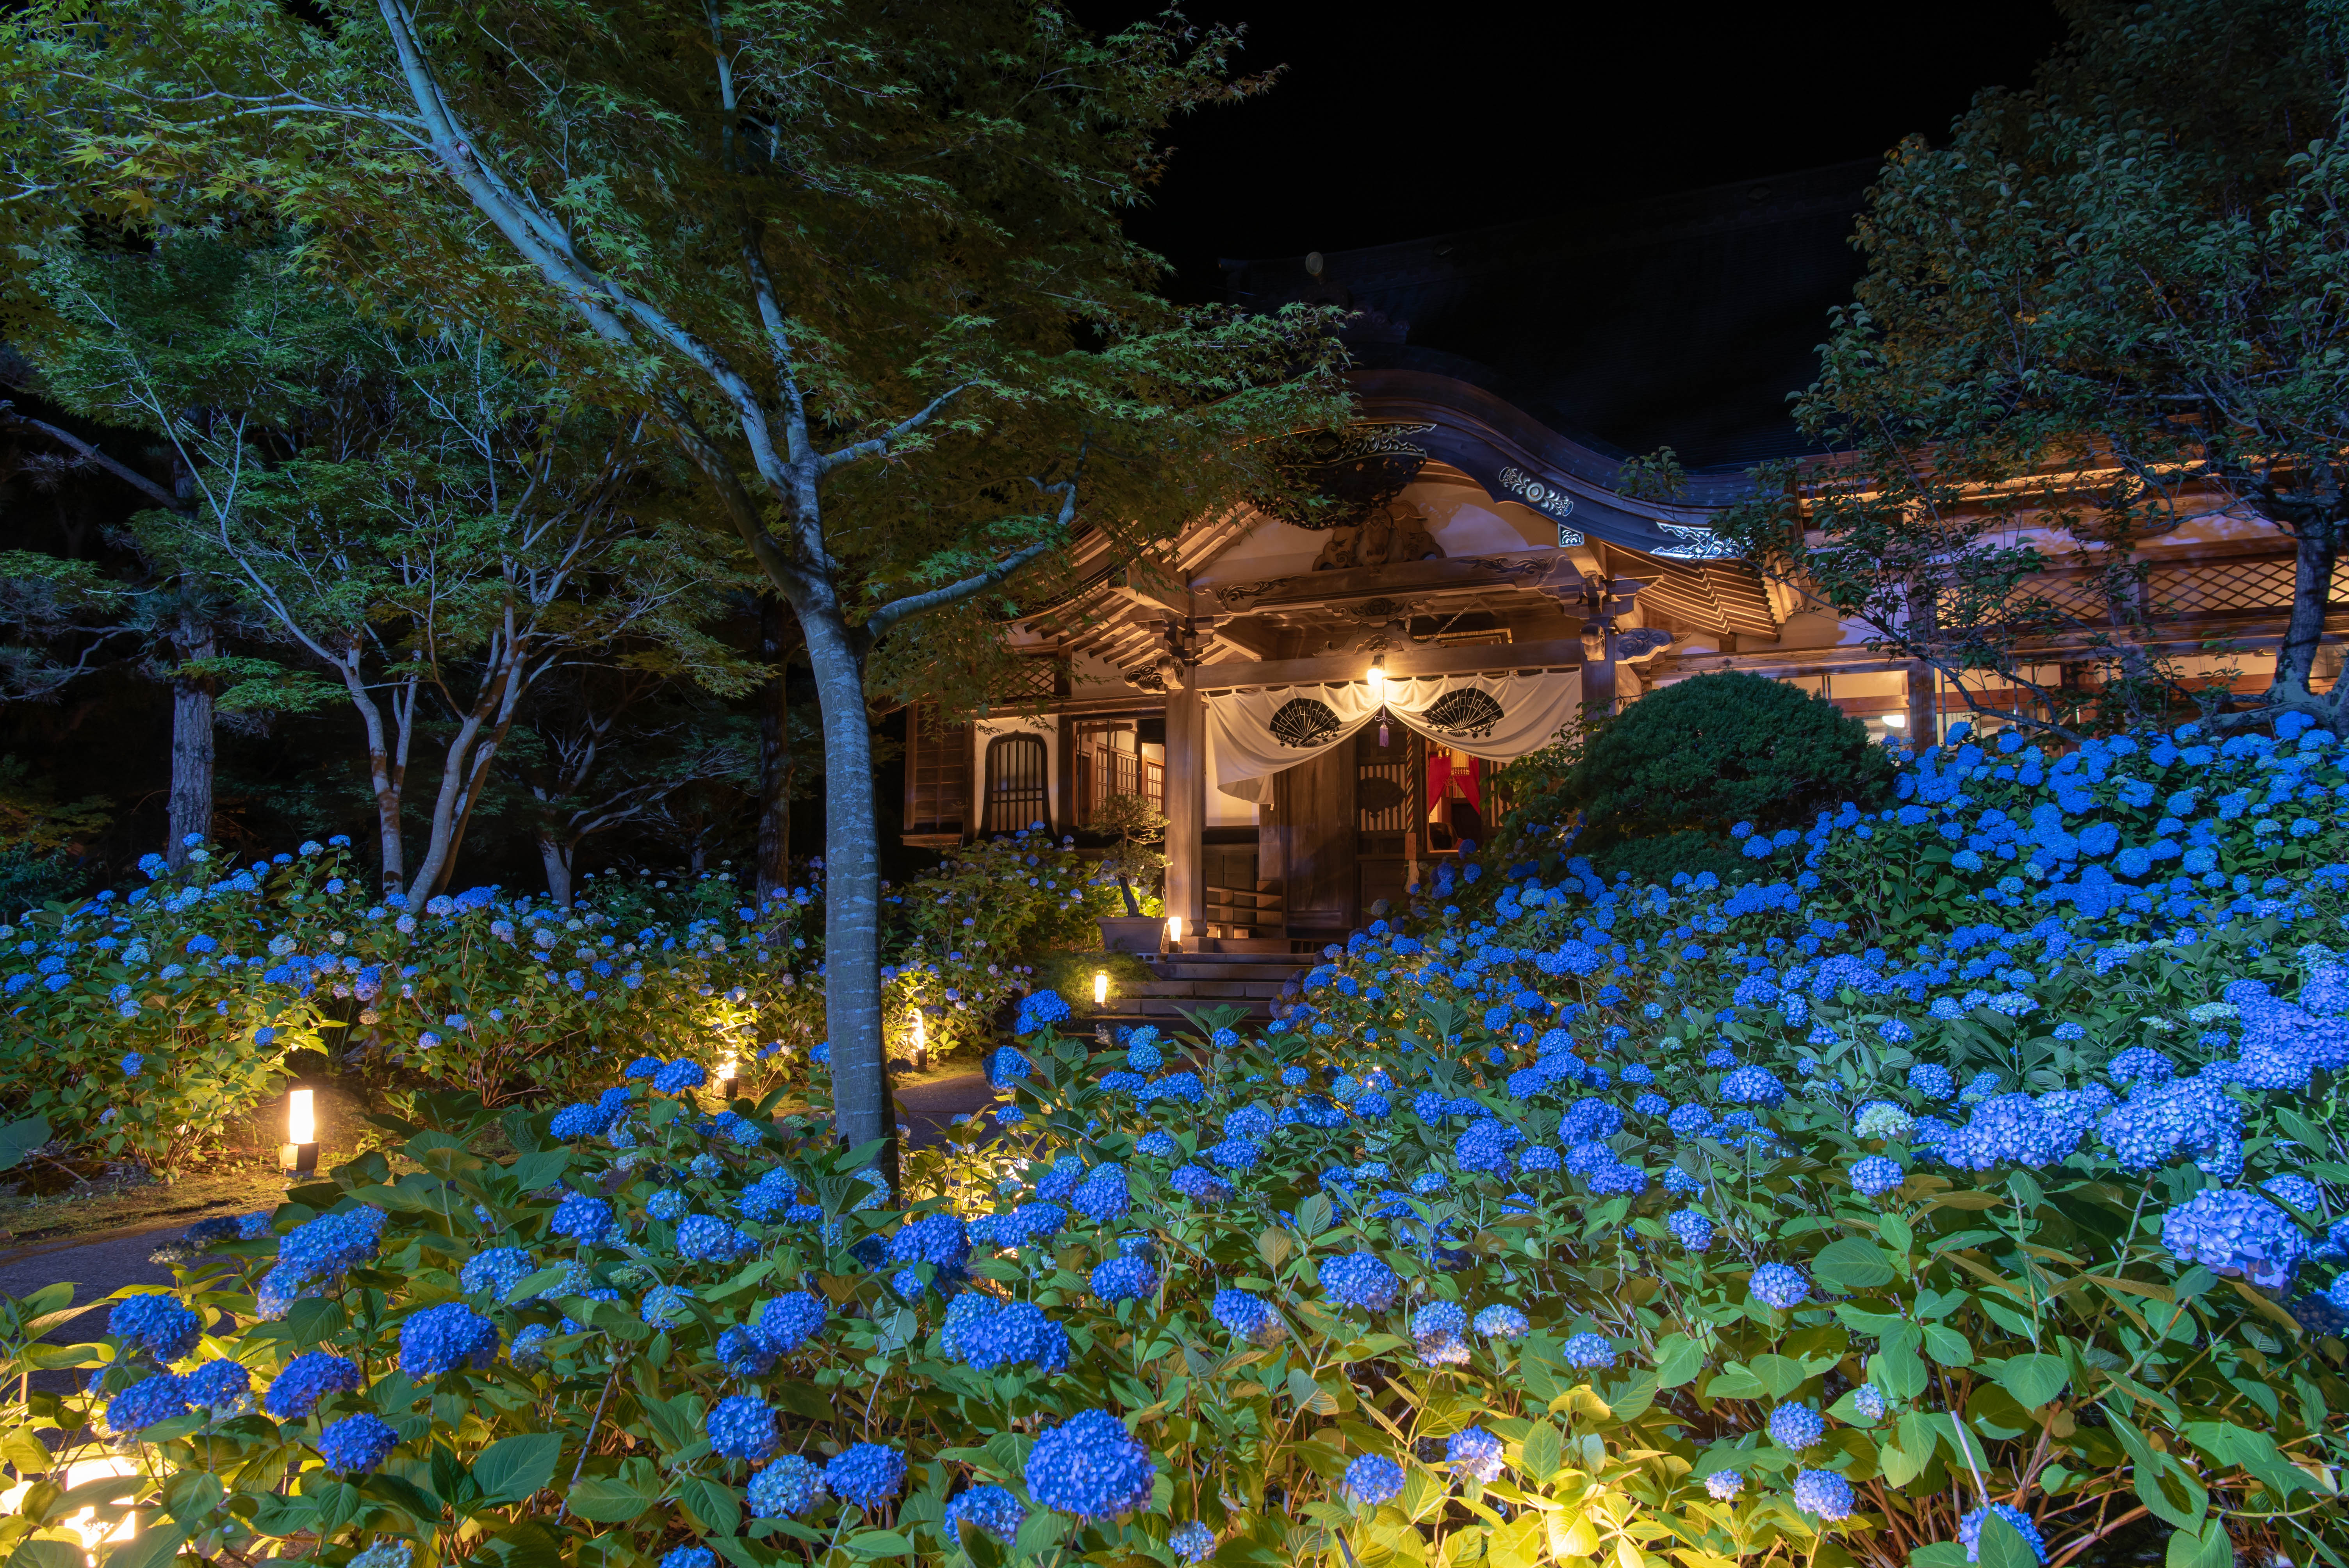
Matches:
[[1053, 712, 1076, 837], [1906, 662, 1936, 751], [1581, 622, 1617, 718], [1163, 675, 1206, 949]]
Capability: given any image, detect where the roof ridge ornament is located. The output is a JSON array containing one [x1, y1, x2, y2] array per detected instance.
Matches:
[[1653, 521, 1739, 560], [1495, 465, 1585, 547]]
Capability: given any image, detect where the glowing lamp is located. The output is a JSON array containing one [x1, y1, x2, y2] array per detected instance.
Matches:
[[280, 1088, 318, 1174], [719, 1053, 739, 1085], [909, 1010, 929, 1071], [59, 1456, 139, 1554], [1882, 713, 1907, 729], [1093, 970, 1109, 1006], [1165, 914, 1183, 946], [1365, 654, 1386, 704]]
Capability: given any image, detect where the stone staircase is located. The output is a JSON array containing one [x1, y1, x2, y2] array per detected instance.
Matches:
[[1091, 944, 1315, 1035]]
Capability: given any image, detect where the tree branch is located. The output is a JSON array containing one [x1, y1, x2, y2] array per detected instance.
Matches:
[[0, 405, 185, 512], [818, 382, 977, 476], [864, 465, 1083, 635]]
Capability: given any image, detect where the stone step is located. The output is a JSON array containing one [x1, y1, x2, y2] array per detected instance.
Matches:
[[1135, 979, 1287, 1000]]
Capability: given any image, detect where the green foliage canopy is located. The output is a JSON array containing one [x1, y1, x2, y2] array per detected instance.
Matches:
[[1716, 0, 2349, 739], [1503, 672, 1896, 856]]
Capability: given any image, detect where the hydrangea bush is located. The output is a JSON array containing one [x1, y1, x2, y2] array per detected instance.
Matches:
[[1, 722, 2345, 1568], [0, 824, 1125, 1171]]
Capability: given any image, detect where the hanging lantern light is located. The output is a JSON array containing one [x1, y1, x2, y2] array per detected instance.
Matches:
[[279, 1087, 318, 1174]]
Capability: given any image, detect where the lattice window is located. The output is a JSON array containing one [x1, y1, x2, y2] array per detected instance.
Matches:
[[2145, 558, 2297, 617], [991, 658, 1059, 703], [904, 706, 971, 838], [982, 734, 1049, 836], [1073, 721, 1162, 826]]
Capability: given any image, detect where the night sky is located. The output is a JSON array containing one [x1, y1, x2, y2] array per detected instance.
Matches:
[[1084, 1, 2069, 301]]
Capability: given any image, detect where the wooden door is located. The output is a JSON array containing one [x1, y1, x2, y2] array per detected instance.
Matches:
[[1271, 743, 1357, 937], [1356, 725, 1422, 916]]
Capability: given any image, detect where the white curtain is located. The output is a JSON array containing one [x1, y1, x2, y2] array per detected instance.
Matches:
[[1205, 669, 1583, 802]]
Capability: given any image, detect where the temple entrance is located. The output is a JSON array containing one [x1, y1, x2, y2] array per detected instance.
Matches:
[[1255, 723, 1486, 941]]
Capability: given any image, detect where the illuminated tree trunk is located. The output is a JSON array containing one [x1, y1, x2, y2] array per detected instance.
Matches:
[[165, 619, 216, 869]]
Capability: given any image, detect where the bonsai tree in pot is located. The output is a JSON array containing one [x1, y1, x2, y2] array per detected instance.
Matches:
[[1093, 793, 1167, 950]]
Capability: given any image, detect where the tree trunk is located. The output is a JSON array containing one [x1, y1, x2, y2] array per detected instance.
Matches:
[[537, 832, 574, 907], [2275, 523, 2340, 726], [164, 622, 217, 869], [798, 599, 895, 1181], [757, 595, 794, 896]]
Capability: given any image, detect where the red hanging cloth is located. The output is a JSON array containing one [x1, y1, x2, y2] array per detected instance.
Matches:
[[1426, 749, 1453, 814]]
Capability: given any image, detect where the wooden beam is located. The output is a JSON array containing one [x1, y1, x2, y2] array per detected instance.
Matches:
[[1219, 554, 1577, 612], [1193, 637, 1585, 692]]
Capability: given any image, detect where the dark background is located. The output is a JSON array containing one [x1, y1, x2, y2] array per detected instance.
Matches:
[[1084, 0, 2068, 301]]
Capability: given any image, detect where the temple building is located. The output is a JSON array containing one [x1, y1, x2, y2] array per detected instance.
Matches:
[[902, 162, 2337, 955]]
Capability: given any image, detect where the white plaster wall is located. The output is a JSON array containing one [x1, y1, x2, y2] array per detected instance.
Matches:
[[971, 715, 1060, 832]]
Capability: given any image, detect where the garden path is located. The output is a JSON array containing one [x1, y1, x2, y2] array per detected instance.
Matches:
[[0, 1071, 997, 1321]]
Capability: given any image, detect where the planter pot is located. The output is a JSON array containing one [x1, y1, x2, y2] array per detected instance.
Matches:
[[1098, 916, 1166, 955]]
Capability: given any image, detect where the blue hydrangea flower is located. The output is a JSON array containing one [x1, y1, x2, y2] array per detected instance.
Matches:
[[1446, 1426, 1504, 1484], [825, 1443, 906, 1509], [752, 1292, 826, 1353], [510, 1324, 553, 1370], [706, 1394, 780, 1461], [1474, 1304, 1529, 1338], [316, 1411, 400, 1474], [1704, 1471, 1743, 1500], [1211, 1289, 1278, 1343], [1013, 991, 1073, 1034], [1073, 1165, 1133, 1226], [1767, 1401, 1824, 1450], [1907, 1063, 1956, 1099], [1169, 1165, 1233, 1204], [945, 1485, 1027, 1543], [1958, 1504, 2048, 1564], [653, 1059, 708, 1094], [954, 1301, 1069, 1373], [1792, 1469, 1854, 1520], [459, 1247, 536, 1301], [1412, 1301, 1467, 1343], [262, 1352, 361, 1419], [1090, 1254, 1157, 1303], [398, 1303, 499, 1378], [551, 1193, 616, 1246], [1850, 1156, 1907, 1198], [748, 1454, 828, 1518], [2160, 1189, 2308, 1289], [642, 1285, 697, 1327], [1319, 1253, 1399, 1311], [1135, 1130, 1178, 1160], [1344, 1453, 1405, 1506], [1668, 1209, 1715, 1251], [106, 1372, 189, 1433], [1749, 1263, 1810, 1310], [660, 1549, 715, 1568], [647, 1190, 690, 1222], [1561, 1332, 1615, 1369], [1024, 1409, 1155, 1518], [1852, 1383, 1887, 1422], [108, 1293, 203, 1361], [181, 1359, 251, 1413], [1169, 1522, 1217, 1563], [678, 1214, 760, 1263]]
